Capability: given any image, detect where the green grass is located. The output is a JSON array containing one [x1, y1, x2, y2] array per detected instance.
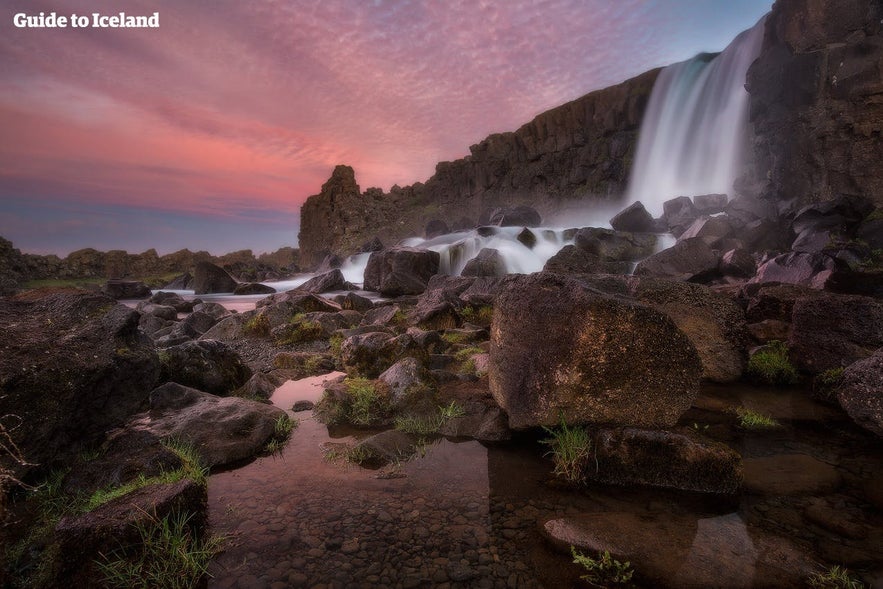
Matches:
[[264, 415, 297, 454], [571, 546, 634, 587], [346, 378, 390, 426], [736, 408, 780, 429], [808, 565, 866, 589], [96, 511, 222, 589], [394, 414, 444, 436], [329, 333, 344, 356], [442, 332, 469, 345], [541, 419, 593, 483], [460, 304, 494, 326], [242, 314, 270, 337], [274, 313, 325, 346], [439, 400, 466, 420], [746, 341, 799, 386]]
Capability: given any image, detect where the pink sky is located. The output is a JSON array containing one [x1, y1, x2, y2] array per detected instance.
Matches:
[[0, 0, 771, 256]]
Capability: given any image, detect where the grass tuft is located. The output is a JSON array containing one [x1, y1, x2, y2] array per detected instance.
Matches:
[[736, 408, 780, 429], [571, 546, 634, 587], [747, 341, 799, 386], [807, 564, 866, 589], [242, 314, 270, 337], [541, 418, 592, 483]]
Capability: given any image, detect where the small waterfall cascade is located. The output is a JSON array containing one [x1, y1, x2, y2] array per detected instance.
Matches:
[[625, 17, 766, 216]]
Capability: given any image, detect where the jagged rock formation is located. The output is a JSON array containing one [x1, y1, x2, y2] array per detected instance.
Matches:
[[743, 0, 883, 210], [298, 69, 660, 267]]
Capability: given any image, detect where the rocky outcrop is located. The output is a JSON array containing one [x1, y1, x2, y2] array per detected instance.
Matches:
[[159, 340, 253, 395], [0, 290, 161, 478], [297, 69, 660, 266], [0, 235, 29, 295], [489, 273, 701, 429], [363, 247, 440, 295], [744, 0, 883, 209], [836, 349, 883, 437], [192, 261, 238, 294]]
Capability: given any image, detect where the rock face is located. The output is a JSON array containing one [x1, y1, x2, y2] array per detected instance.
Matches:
[[744, 0, 883, 208], [192, 261, 238, 294], [363, 247, 440, 295], [836, 350, 883, 437], [297, 68, 660, 265], [489, 273, 702, 429], [159, 340, 253, 395], [133, 382, 286, 467], [0, 291, 160, 477]]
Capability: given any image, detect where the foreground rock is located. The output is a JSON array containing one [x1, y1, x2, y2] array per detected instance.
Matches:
[[363, 247, 440, 296], [489, 273, 701, 429], [130, 382, 286, 467], [633, 238, 719, 282], [585, 428, 742, 494], [836, 350, 883, 437], [0, 290, 160, 477], [542, 512, 815, 588]]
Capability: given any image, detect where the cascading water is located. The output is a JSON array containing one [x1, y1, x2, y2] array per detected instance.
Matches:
[[625, 17, 766, 216]]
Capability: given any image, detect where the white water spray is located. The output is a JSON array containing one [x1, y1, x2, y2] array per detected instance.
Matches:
[[625, 17, 766, 216]]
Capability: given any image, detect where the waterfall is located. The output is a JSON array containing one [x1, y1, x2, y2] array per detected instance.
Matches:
[[625, 17, 766, 216]]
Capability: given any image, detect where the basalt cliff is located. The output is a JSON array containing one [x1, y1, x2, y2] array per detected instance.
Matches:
[[298, 0, 883, 268]]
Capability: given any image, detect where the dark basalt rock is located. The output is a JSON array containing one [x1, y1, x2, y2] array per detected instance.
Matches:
[[363, 247, 440, 296], [609, 201, 656, 233], [693, 193, 728, 214], [574, 227, 657, 261], [662, 196, 699, 235], [192, 261, 238, 294], [425, 219, 450, 239], [488, 205, 542, 227], [159, 339, 252, 395], [516, 227, 537, 249], [461, 248, 506, 277], [677, 216, 734, 247], [749, 252, 840, 289], [633, 237, 720, 282], [543, 245, 630, 275], [295, 269, 350, 294], [234, 282, 276, 295], [489, 273, 701, 429]]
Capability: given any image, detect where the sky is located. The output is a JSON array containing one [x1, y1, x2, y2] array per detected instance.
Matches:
[[0, 0, 771, 257]]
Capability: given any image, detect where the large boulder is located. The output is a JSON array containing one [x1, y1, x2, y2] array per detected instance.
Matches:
[[836, 350, 883, 437], [0, 291, 161, 478], [750, 252, 839, 289], [340, 332, 424, 378], [662, 196, 699, 235], [132, 382, 286, 466], [489, 273, 702, 429], [233, 282, 276, 295], [543, 245, 629, 275], [573, 228, 657, 262], [192, 261, 238, 294], [633, 238, 720, 282], [789, 293, 883, 373], [363, 247, 440, 296], [101, 280, 151, 300], [159, 340, 252, 395]]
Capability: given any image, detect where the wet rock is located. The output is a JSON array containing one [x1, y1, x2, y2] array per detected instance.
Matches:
[[723, 195, 777, 227], [101, 279, 151, 299], [136, 301, 178, 321], [361, 304, 403, 327], [199, 313, 249, 341], [292, 400, 314, 412], [633, 237, 720, 282], [0, 291, 160, 477], [192, 261, 238, 294], [160, 340, 253, 395], [256, 292, 342, 314], [489, 206, 541, 227], [425, 219, 450, 239], [748, 320, 792, 343], [677, 216, 734, 247], [516, 228, 537, 249], [359, 236, 385, 253], [192, 302, 231, 322], [742, 282, 823, 323], [574, 228, 657, 261], [542, 511, 814, 589], [363, 247, 440, 296], [543, 245, 630, 275], [741, 218, 787, 251], [489, 273, 701, 429], [742, 453, 842, 495], [139, 312, 175, 339], [750, 252, 839, 289], [134, 382, 286, 466], [836, 350, 883, 437], [693, 193, 728, 214], [585, 427, 742, 494], [662, 196, 699, 235], [789, 293, 883, 373], [462, 248, 506, 277], [296, 269, 350, 294], [407, 327, 446, 354], [236, 372, 283, 400], [234, 282, 277, 295], [162, 273, 193, 290], [609, 201, 656, 233]]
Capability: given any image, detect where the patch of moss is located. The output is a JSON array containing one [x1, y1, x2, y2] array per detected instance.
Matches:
[[243, 314, 270, 337], [746, 341, 799, 386], [460, 304, 494, 326], [274, 314, 325, 346]]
